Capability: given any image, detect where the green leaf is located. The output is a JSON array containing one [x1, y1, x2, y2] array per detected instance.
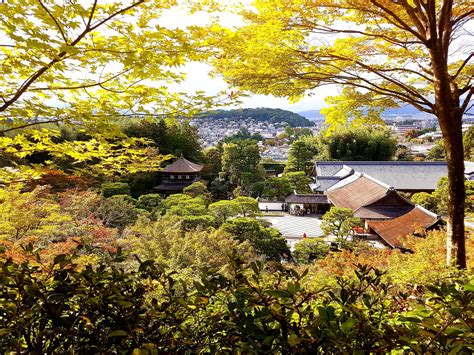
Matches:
[[341, 318, 357, 334], [109, 330, 129, 337], [288, 333, 302, 347], [463, 283, 474, 292], [24, 285, 43, 299], [53, 254, 67, 265]]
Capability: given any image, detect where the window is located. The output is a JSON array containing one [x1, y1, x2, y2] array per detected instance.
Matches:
[[177, 175, 182, 179], [186, 175, 190, 179], [170, 175, 175, 179]]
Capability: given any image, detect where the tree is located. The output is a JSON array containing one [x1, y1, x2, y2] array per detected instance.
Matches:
[[208, 200, 240, 224], [96, 195, 138, 230], [320, 126, 397, 161], [221, 139, 265, 195], [0, 1, 222, 182], [411, 192, 438, 212], [101, 182, 131, 198], [213, 1, 472, 267], [285, 139, 317, 172], [183, 181, 212, 200], [463, 126, 474, 161], [427, 140, 447, 161], [262, 176, 293, 200], [321, 207, 362, 246], [412, 177, 474, 215], [222, 128, 263, 143], [222, 218, 290, 260], [233, 196, 259, 217], [293, 238, 330, 264], [162, 194, 208, 217], [136, 194, 163, 212], [283, 171, 312, 194]]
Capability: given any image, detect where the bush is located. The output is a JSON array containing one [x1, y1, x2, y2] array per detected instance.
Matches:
[[1, 249, 472, 354], [100, 182, 131, 197], [180, 215, 216, 231], [136, 194, 163, 212], [222, 218, 290, 261], [96, 195, 137, 229], [293, 238, 330, 263]]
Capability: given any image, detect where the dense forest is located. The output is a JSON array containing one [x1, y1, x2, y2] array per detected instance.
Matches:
[[196, 108, 314, 127]]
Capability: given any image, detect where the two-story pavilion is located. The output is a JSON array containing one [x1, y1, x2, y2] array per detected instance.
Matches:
[[154, 157, 203, 195]]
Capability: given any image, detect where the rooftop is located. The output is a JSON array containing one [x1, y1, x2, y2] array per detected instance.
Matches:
[[285, 193, 329, 204], [162, 157, 204, 173], [314, 161, 449, 191], [367, 206, 440, 248], [326, 175, 391, 211]]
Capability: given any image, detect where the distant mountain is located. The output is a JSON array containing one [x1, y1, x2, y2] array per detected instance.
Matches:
[[298, 106, 433, 121], [197, 108, 314, 127], [297, 110, 325, 120]]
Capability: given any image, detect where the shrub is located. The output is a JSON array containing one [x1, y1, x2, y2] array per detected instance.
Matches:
[[180, 215, 216, 231], [96, 195, 137, 229], [136, 194, 163, 212], [100, 182, 131, 197], [1, 249, 472, 354], [293, 238, 330, 264], [222, 217, 290, 261]]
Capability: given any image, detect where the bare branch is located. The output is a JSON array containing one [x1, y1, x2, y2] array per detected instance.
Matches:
[[86, 0, 98, 28], [460, 86, 473, 113]]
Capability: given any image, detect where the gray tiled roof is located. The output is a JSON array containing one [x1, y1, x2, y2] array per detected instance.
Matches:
[[311, 176, 342, 192], [285, 193, 329, 204], [315, 161, 449, 191]]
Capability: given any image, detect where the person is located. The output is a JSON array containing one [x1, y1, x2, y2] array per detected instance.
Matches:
[[281, 203, 285, 211], [265, 205, 269, 213], [303, 233, 307, 239]]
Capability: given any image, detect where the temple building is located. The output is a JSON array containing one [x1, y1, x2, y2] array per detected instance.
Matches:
[[154, 157, 203, 195]]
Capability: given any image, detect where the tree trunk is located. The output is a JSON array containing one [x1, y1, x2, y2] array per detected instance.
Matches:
[[441, 113, 466, 268], [431, 49, 466, 268]]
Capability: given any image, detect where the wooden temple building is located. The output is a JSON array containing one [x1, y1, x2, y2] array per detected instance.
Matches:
[[154, 157, 203, 195]]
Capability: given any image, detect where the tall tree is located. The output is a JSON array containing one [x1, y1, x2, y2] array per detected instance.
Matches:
[[212, 1, 473, 268], [285, 139, 318, 172], [322, 126, 397, 161], [221, 139, 265, 195]]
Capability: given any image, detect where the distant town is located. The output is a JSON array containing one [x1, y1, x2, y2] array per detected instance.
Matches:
[[190, 108, 473, 161]]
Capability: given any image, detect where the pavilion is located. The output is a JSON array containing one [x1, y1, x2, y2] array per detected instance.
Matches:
[[154, 157, 203, 195]]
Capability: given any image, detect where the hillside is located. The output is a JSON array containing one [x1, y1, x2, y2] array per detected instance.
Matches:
[[298, 106, 434, 121], [197, 108, 314, 127]]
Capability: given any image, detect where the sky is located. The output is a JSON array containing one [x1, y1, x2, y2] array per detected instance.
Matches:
[[173, 61, 340, 113], [161, 5, 341, 114]]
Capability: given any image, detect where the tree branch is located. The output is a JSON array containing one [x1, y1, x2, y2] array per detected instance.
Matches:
[[0, 0, 145, 113], [0, 119, 64, 134], [453, 53, 473, 80], [38, 0, 69, 45]]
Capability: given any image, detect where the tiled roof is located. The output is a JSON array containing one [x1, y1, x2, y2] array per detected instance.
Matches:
[[315, 161, 449, 191], [367, 206, 440, 248], [326, 174, 390, 210], [311, 176, 342, 192], [285, 193, 329, 204], [162, 157, 204, 173], [354, 204, 414, 219]]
